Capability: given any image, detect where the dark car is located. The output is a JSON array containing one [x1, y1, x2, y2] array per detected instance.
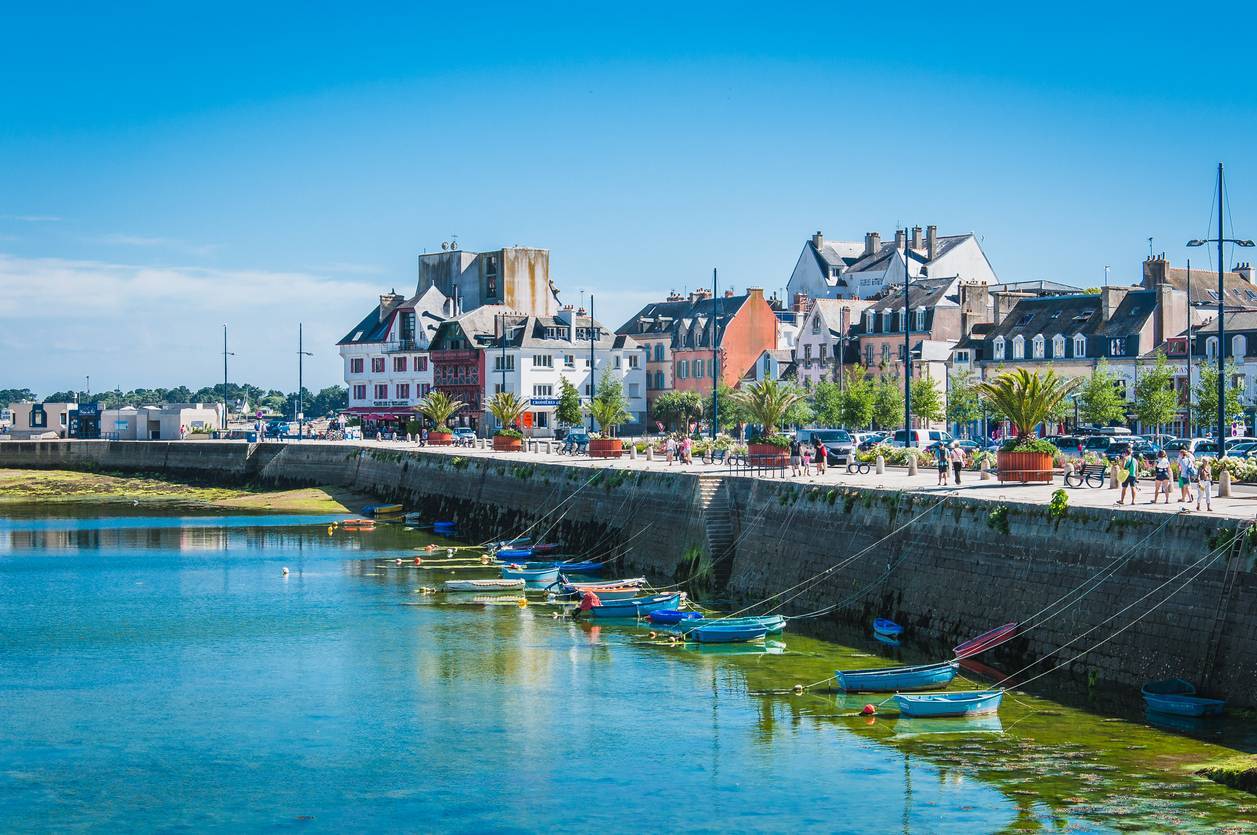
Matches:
[[796, 429, 856, 464]]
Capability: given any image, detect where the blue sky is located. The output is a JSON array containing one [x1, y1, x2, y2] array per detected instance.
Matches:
[[3, 3, 1257, 394]]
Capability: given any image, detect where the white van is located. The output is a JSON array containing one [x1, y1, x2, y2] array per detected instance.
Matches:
[[887, 429, 954, 448]]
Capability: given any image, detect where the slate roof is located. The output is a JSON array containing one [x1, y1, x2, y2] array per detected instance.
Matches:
[[337, 285, 449, 346], [983, 294, 1104, 341], [1150, 264, 1257, 308], [953, 322, 994, 352], [866, 277, 960, 312], [1195, 311, 1257, 334]]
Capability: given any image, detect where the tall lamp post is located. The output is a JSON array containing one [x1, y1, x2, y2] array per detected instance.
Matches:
[[297, 323, 312, 441], [711, 268, 719, 441], [1187, 162, 1255, 454], [221, 324, 234, 430], [1185, 259, 1193, 438], [902, 240, 913, 446]]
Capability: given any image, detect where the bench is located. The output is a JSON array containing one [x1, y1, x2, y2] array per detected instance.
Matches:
[[1064, 463, 1109, 488], [708, 448, 727, 465]]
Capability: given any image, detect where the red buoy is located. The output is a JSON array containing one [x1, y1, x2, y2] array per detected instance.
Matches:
[[861, 703, 876, 715]]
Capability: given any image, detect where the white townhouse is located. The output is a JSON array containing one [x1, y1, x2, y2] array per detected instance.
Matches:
[[479, 306, 647, 436], [787, 226, 998, 302], [338, 286, 450, 427], [793, 298, 874, 387]]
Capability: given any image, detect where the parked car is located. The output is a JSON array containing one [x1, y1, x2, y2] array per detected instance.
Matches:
[[925, 439, 980, 454], [1050, 435, 1084, 457], [855, 432, 886, 451], [887, 429, 954, 448], [1081, 435, 1119, 456], [1226, 440, 1257, 458], [452, 427, 476, 446], [1223, 436, 1257, 451], [795, 428, 856, 464]]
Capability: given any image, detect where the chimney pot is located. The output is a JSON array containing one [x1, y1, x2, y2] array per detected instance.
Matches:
[[864, 232, 881, 256], [911, 226, 923, 249], [894, 229, 907, 250], [926, 225, 938, 260], [812, 230, 824, 250]]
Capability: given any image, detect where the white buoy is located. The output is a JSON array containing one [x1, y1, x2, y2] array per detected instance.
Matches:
[[282, 566, 290, 576]]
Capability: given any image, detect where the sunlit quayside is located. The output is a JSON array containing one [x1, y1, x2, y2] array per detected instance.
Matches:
[[2, 508, 1256, 832]]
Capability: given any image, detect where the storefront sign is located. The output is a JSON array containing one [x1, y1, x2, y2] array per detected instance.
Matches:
[[372, 400, 410, 407], [530, 397, 560, 406]]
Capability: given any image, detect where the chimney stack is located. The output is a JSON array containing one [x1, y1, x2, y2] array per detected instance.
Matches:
[[894, 229, 907, 250], [1101, 286, 1130, 322], [1236, 262, 1255, 285], [911, 226, 923, 250], [812, 230, 824, 250], [926, 225, 938, 260], [378, 289, 405, 322], [792, 292, 810, 314], [864, 232, 881, 256]]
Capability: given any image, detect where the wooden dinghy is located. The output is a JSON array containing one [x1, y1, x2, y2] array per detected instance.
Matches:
[[893, 690, 1003, 718], [444, 579, 526, 592], [835, 661, 959, 693]]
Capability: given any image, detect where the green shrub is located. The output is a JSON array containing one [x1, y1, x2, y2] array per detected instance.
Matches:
[[494, 428, 524, 440], [1047, 488, 1068, 522], [1000, 437, 1058, 455], [987, 505, 1010, 534]]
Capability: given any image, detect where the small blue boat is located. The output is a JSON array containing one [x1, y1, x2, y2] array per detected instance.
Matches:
[[523, 560, 602, 574], [685, 622, 769, 643], [433, 521, 457, 532], [683, 615, 786, 635], [500, 565, 560, 583], [835, 661, 959, 693], [586, 592, 682, 619], [647, 610, 703, 626], [873, 618, 904, 638], [496, 547, 534, 560], [1141, 679, 1226, 717], [894, 690, 1003, 718]]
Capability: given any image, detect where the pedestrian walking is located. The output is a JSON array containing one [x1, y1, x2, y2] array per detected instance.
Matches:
[[420, 427, 429, 447], [1116, 449, 1139, 505], [681, 436, 693, 465], [665, 435, 677, 465], [813, 439, 827, 475], [1177, 450, 1195, 503], [949, 441, 966, 484], [789, 438, 802, 477], [1196, 458, 1213, 512], [934, 442, 949, 485], [1151, 450, 1171, 504], [801, 443, 813, 476]]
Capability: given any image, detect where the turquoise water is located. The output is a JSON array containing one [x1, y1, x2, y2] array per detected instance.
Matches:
[[1, 512, 1254, 832]]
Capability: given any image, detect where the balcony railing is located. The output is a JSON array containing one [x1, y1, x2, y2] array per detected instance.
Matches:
[[382, 339, 421, 353]]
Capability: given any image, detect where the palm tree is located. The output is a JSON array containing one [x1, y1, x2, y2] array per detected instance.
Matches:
[[487, 391, 529, 434], [587, 374, 631, 435], [976, 368, 1079, 444], [733, 378, 804, 438], [415, 390, 465, 433]]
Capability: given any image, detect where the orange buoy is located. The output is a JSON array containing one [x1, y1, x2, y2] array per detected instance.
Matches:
[[414, 557, 423, 565], [425, 544, 436, 552], [861, 703, 877, 716]]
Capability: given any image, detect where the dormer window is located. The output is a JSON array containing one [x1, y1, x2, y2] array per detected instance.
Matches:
[[1206, 337, 1219, 359], [1073, 333, 1086, 356], [993, 336, 1006, 360], [865, 309, 875, 332], [811, 313, 821, 334], [881, 310, 892, 332], [898, 309, 907, 332], [1032, 334, 1045, 359], [1233, 334, 1247, 358], [1012, 335, 1025, 360], [1052, 334, 1065, 358], [915, 307, 926, 330]]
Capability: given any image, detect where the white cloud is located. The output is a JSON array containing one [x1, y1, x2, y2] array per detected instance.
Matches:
[[0, 252, 386, 391], [90, 233, 223, 258]]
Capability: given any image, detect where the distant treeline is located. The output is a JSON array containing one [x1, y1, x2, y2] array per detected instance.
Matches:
[[0, 385, 348, 417]]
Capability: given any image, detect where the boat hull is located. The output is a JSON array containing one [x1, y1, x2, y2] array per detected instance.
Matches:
[[688, 624, 768, 643], [684, 615, 785, 634], [836, 661, 959, 693], [500, 566, 560, 583], [873, 618, 903, 638], [587, 593, 682, 619], [444, 579, 526, 592], [954, 622, 1018, 659], [894, 690, 1003, 718], [647, 610, 703, 626], [1142, 693, 1226, 717]]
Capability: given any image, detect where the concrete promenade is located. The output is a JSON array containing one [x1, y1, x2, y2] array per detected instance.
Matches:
[[326, 437, 1257, 521]]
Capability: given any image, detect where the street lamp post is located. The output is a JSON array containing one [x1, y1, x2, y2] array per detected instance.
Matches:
[[1187, 162, 1255, 455], [902, 240, 913, 446], [297, 323, 312, 441], [221, 324, 235, 430], [711, 268, 719, 441], [1186, 259, 1193, 438]]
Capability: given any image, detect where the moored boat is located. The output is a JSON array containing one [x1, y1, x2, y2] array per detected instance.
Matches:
[[953, 622, 1018, 659], [835, 660, 959, 693], [647, 609, 703, 626], [524, 560, 602, 574], [1141, 679, 1226, 717], [873, 618, 903, 638], [586, 592, 683, 619], [496, 547, 534, 560], [893, 689, 1003, 718], [682, 615, 786, 635], [444, 578, 527, 592], [685, 622, 768, 643], [560, 577, 646, 589], [530, 543, 561, 555], [567, 585, 651, 601], [341, 519, 376, 530], [500, 564, 560, 583], [363, 503, 405, 517]]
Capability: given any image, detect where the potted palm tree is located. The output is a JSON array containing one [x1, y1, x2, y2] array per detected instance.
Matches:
[[734, 378, 803, 465], [487, 391, 529, 452], [977, 368, 1078, 483], [587, 375, 631, 458], [415, 390, 464, 446]]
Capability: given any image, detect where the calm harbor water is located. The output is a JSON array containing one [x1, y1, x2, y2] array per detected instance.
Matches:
[[2, 510, 1255, 833]]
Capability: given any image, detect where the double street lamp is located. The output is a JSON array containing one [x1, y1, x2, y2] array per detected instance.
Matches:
[[1186, 162, 1255, 452]]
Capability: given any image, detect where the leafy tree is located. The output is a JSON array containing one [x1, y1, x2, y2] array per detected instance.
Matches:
[[809, 380, 844, 427], [1078, 359, 1127, 426], [43, 390, 80, 403], [587, 374, 630, 435], [946, 372, 983, 429], [309, 385, 347, 416], [909, 377, 945, 423], [712, 383, 749, 430], [838, 367, 875, 429], [977, 368, 1080, 443], [653, 390, 704, 431], [1193, 360, 1244, 433], [556, 378, 583, 427], [732, 378, 804, 437], [1133, 352, 1179, 433], [261, 391, 288, 414], [871, 372, 903, 430], [0, 388, 36, 406]]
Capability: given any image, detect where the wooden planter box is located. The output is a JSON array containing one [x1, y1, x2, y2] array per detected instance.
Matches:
[[493, 435, 523, 452], [996, 450, 1054, 483], [589, 438, 623, 458], [428, 432, 453, 447], [748, 442, 789, 465]]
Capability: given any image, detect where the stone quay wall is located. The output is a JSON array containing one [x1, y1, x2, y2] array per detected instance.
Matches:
[[3, 439, 1254, 706]]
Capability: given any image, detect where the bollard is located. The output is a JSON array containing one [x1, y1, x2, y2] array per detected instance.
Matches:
[[646, 446, 654, 462], [630, 444, 638, 460], [1062, 461, 1074, 479], [1109, 461, 1120, 489], [875, 455, 885, 475], [543, 440, 551, 454], [980, 459, 990, 481], [1220, 467, 1232, 498], [907, 455, 918, 476]]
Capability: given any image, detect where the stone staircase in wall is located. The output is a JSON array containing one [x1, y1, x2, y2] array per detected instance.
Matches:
[[698, 476, 736, 588]]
